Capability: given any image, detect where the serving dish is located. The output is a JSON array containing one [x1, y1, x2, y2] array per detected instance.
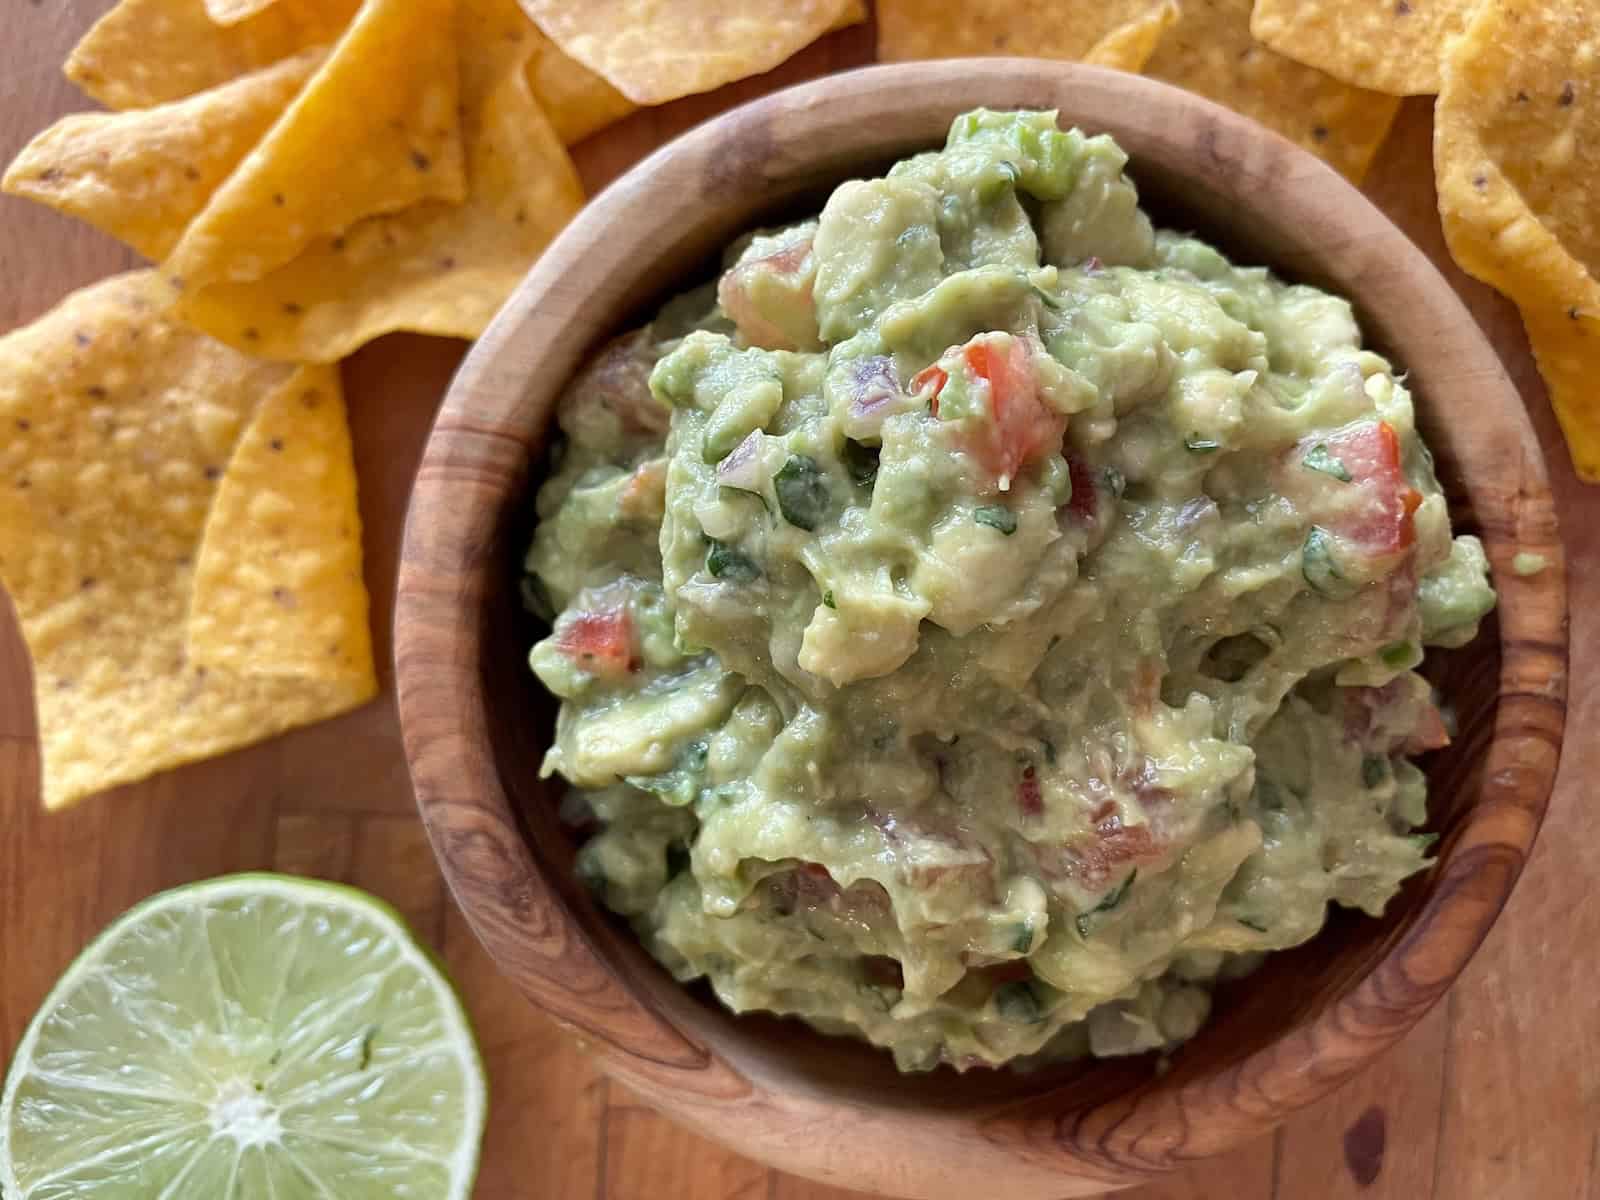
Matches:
[[394, 60, 1567, 1198]]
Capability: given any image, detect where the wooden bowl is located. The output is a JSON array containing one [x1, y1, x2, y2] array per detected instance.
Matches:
[[395, 61, 1567, 1198]]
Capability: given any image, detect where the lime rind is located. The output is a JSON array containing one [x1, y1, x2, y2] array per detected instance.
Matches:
[[1, 873, 487, 1200]]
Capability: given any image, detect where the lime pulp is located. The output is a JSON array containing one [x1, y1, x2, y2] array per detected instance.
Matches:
[[1, 873, 486, 1199]]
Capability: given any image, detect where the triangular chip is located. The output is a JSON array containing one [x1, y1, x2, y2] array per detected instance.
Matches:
[[1435, 0, 1600, 480], [1084, 1, 1181, 72], [879, 0, 1177, 73], [4, 51, 324, 262], [526, 0, 865, 139], [175, 0, 583, 361], [527, 29, 637, 145], [165, 0, 466, 288], [206, 0, 283, 24], [1143, 0, 1401, 182], [66, 0, 357, 110], [189, 365, 372, 683], [0, 273, 375, 810], [522, 0, 858, 105], [1250, 0, 1478, 97]]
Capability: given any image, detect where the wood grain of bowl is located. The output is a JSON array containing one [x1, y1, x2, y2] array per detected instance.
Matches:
[[394, 62, 1568, 1199]]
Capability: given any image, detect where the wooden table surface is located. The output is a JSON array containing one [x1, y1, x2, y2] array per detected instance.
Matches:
[[2, 6, 1595, 1198]]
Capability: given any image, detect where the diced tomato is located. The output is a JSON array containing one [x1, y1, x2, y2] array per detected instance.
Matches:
[[910, 364, 948, 413], [963, 335, 1066, 483], [1016, 766, 1043, 818], [618, 459, 667, 520], [1065, 455, 1098, 522], [1128, 658, 1164, 718], [1029, 808, 1164, 892], [555, 608, 638, 680], [1297, 421, 1422, 556], [1403, 703, 1451, 754], [921, 334, 1067, 485], [1344, 679, 1451, 755], [1071, 814, 1160, 890], [717, 238, 815, 351]]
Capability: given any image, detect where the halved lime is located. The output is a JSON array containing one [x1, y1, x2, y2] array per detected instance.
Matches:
[[1, 874, 486, 1199]]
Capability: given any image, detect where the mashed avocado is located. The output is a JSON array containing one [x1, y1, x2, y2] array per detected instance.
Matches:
[[523, 109, 1496, 1072]]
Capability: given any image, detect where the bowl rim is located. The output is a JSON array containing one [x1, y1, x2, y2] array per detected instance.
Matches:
[[395, 60, 1568, 1197]]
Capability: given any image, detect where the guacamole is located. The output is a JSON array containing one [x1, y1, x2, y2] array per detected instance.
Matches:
[[523, 110, 1496, 1072]]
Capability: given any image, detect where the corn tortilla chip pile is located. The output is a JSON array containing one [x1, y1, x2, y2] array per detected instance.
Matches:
[[1, 0, 873, 809], [163, 0, 468, 290], [172, 0, 585, 360], [1436, 0, 1600, 480], [0, 274, 375, 810]]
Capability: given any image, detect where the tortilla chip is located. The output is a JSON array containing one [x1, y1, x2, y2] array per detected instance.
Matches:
[[1249, 0, 1477, 97], [0, 273, 374, 810], [879, 0, 1178, 69], [525, 0, 864, 144], [189, 366, 372, 682], [527, 31, 637, 145], [522, 0, 859, 105], [4, 51, 324, 262], [1435, 0, 1600, 480], [1521, 302, 1600, 481], [66, 0, 357, 110], [1085, 1, 1181, 72], [206, 0, 282, 24], [176, 0, 583, 361], [1143, 0, 1401, 182], [165, 0, 466, 289]]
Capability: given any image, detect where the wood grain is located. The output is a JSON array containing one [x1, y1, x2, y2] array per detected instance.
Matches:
[[1, 6, 1595, 1200], [396, 61, 1564, 1198]]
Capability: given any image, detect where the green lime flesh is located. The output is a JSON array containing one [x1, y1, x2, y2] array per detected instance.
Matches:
[[1, 874, 486, 1199]]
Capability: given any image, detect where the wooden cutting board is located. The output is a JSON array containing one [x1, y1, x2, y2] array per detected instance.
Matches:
[[2, 6, 1595, 1197]]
